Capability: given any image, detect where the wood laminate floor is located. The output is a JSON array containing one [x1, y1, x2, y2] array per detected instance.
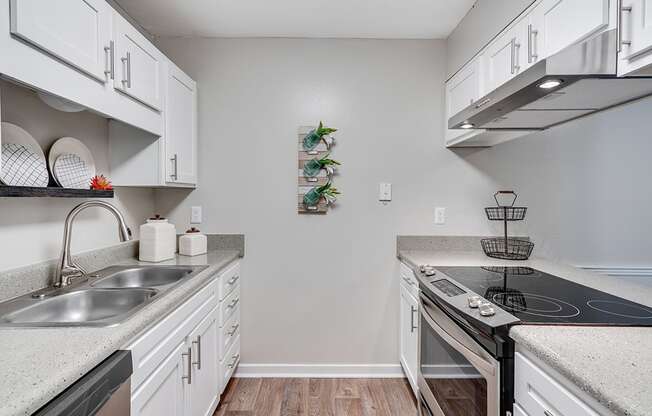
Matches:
[[213, 378, 418, 416]]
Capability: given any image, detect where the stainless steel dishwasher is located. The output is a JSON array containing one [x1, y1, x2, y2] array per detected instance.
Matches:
[[33, 351, 132, 416]]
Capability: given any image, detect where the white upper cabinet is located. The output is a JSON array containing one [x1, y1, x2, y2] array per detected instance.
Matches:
[[113, 12, 163, 111], [165, 63, 198, 186], [618, 0, 652, 76], [529, 0, 610, 59], [9, 0, 112, 82], [446, 59, 483, 117], [483, 17, 529, 94]]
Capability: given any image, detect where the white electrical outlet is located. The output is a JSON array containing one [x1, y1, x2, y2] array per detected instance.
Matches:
[[191, 206, 202, 224], [434, 207, 446, 225], [379, 183, 392, 202]]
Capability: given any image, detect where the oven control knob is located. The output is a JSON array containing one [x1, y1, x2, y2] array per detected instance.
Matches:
[[467, 296, 483, 308], [479, 302, 496, 317], [424, 269, 436, 276]]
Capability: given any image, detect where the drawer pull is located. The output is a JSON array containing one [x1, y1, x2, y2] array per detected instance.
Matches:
[[227, 323, 240, 337], [227, 354, 240, 369], [227, 275, 240, 285], [181, 347, 192, 384], [227, 298, 240, 309], [543, 412, 553, 416], [192, 335, 202, 370]]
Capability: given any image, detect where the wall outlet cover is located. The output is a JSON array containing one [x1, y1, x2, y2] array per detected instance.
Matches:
[[434, 207, 446, 225], [379, 183, 392, 201], [191, 206, 202, 224]]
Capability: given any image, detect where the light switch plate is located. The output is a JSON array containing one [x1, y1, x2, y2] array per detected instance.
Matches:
[[434, 207, 446, 225], [379, 183, 392, 201], [191, 206, 202, 224]]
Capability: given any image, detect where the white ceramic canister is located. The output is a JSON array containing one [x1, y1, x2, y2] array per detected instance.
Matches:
[[179, 227, 207, 257], [139, 215, 177, 262]]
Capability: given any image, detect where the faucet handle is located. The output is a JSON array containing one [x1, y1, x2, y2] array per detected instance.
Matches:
[[57, 265, 86, 287]]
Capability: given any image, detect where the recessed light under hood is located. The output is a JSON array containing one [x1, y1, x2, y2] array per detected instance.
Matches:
[[448, 29, 652, 131]]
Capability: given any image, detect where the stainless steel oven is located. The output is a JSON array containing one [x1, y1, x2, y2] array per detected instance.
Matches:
[[418, 293, 501, 416]]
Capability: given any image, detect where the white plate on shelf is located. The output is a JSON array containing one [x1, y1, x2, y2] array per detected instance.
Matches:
[[48, 137, 95, 188], [0, 122, 49, 187]]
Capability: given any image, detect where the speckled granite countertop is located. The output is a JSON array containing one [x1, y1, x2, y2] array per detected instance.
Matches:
[[0, 250, 241, 416], [398, 248, 652, 416]]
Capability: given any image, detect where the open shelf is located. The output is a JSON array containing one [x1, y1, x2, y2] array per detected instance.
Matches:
[[0, 186, 114, 198]]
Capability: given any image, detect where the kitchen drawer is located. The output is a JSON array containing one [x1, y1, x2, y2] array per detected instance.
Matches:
[[515, 353, 600, 416], [220, 285, 240, 326], [128, 278, 218, 390], [399, 262, 419, 298], [219, 335, 240, 394], [220, 306, 240, 360], [219, 261, 240, 301]]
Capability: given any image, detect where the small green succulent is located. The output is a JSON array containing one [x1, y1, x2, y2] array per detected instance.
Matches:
[[303, 181, 341, 207], [303, 152, 341, 178], [303, 121, 338, 151]]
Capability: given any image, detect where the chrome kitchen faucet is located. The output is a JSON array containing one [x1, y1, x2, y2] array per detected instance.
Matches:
[[55, 201, 132, 287]]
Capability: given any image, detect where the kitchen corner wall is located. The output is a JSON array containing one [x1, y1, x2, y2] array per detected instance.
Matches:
[[154, 38, 502, 368], [0, 80, 155, 271]]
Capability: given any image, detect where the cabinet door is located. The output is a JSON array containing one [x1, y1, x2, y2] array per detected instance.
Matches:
[[483, 21, 527, 93], [9, 0, 112, 82], [399, 284, 418, 394], [166, 64, 198, 185], [446, 59, 482, 118], [131, 342, 189, 416], [530, 0, 610, 59], [113, 13, 163, 110], [189, 310, 220, 416], [619, 0, 652, 75]]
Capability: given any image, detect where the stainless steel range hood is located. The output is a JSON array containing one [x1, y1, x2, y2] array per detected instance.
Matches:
[[449, 29, 652, 131]]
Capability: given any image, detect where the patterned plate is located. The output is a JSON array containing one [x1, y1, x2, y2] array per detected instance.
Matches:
[[0, 143, 49, 187], [53, 153, 91, 189]]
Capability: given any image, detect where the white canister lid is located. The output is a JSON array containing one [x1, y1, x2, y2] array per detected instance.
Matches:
[[146, 214, 169, 223]]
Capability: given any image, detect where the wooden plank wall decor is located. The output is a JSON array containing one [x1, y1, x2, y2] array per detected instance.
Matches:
[[297, 125, 338, 214]]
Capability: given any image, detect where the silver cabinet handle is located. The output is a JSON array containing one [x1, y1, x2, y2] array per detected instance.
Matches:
[[527, 24, 538, 63], [410, 306, 417, 333], [227, 298, 240, 309], [514, 41, 521, 72], [104, 41, 114, 79], [192, 335, 202, 370], [121, 52, 132, 88], [170, 154, 178, 180], [181, 347, 192, 384], [543, 411, 553, 416], [510, 38, 516, 74], [227, 354, 240, 369], [619, 1, 633, 51], [228, 323, 240, 337], [228, 275, 240, 285]]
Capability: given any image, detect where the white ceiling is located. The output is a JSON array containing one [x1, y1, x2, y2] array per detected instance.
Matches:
[[115, 0, 475, 39]]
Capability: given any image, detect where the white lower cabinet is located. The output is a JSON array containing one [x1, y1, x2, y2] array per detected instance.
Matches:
[[399, 263, 418, 396], [514, 352, 608, 416], [127, 261, 241, 416], [131, 341, 189, 416], [189, 309, 220, 416]]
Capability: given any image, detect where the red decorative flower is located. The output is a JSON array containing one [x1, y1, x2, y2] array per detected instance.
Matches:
[[90, 175, 113, 190]]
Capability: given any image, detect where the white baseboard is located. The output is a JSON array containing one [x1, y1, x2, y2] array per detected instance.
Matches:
[[234, 363, 405, 378]]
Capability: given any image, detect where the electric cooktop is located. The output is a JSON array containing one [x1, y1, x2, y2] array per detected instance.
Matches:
[[427, 266, 652, 326]]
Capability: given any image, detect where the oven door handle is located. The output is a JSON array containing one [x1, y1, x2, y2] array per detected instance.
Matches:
[[420, 293, 498, 378]]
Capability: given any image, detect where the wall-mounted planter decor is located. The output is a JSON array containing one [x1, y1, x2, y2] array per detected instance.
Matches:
[[298, 123, 340, 214]]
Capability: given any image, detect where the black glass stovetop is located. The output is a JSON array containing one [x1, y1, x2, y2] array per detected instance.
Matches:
[[435, 266, 652, 325]]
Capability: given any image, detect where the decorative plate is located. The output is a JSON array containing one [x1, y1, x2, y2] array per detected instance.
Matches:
[[0, 122, 49, 187], [53, 153, 91, 189], [48, 137, 95, 187]]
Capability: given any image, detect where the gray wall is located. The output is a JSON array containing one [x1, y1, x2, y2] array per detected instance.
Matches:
[[156, 36, 652, 370], [446, 0, 535, 78], [0, 80, 155, 271], [155, 37, 502, 368]]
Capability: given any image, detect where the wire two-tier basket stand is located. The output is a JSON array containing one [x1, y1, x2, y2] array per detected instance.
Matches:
[[481, 191, 534, 260]]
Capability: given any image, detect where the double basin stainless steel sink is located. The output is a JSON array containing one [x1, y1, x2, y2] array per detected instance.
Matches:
[[0, 265, 206, 327]]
